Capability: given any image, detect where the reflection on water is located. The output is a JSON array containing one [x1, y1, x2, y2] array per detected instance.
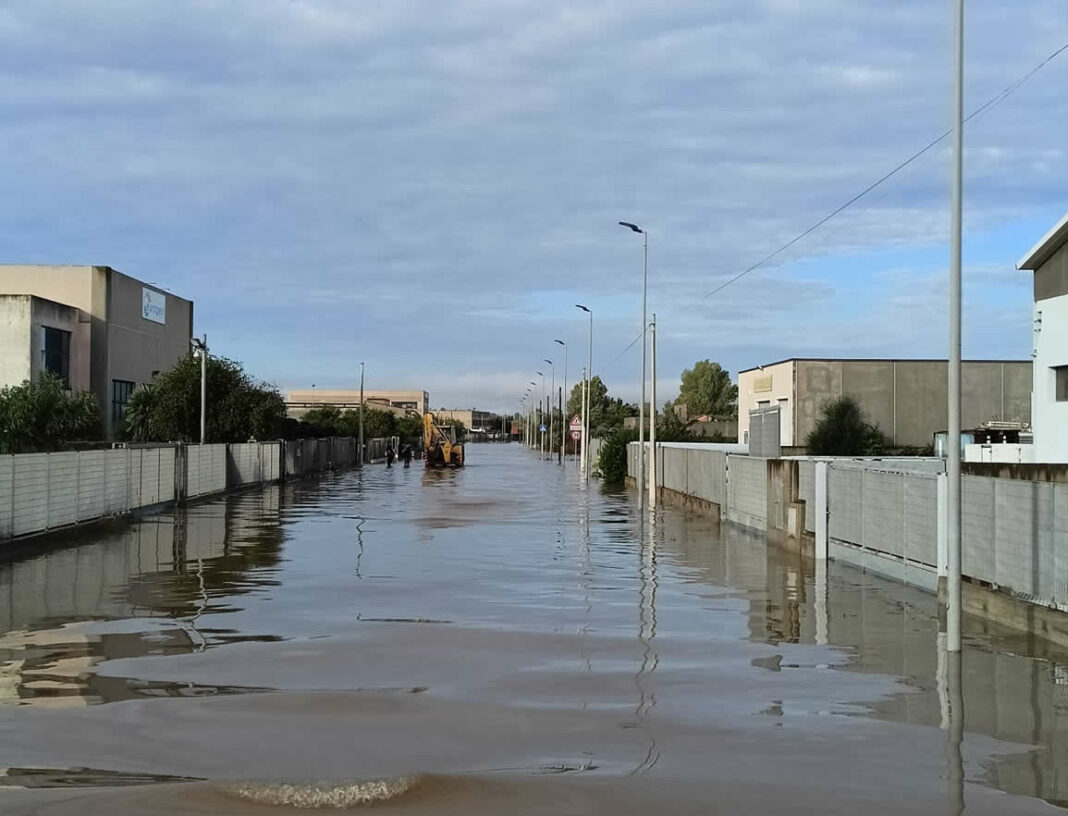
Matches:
[[0, 487, 284, 707], [654, 506, 1068, 808]]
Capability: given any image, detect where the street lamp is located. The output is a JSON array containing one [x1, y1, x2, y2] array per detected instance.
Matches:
[[359, 362, 365, 466], [190, 335, 208, 444], [543, 359, 555, 461], [619, 221, 649, 510], [529, 381, 538, 449], [536, 370, 546, 456], [554, 339, 567, 464], [575, 304, 593, 483]]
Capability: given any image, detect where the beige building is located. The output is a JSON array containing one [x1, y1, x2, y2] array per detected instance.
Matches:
[[0, 265, 194, 438], [738, 358, 1031, 449], [286, 389, 429, 420], [433, 409, 491, 432]]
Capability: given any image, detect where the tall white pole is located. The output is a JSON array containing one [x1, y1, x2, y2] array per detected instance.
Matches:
[[946, 0, 965, 654], [199, 334, 207, 444], [556, 340, 567, 463], [648, 315, 657, 509], [540, 373, 546, 457], [638, 231, 648, 510], [546, 360, 555, 461], [359, 362, 365, 465], [585, 310, 593, 483], [580, 367, 588, 476]]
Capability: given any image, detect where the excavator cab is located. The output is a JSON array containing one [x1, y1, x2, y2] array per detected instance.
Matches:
[[423, 412, 465, 468]]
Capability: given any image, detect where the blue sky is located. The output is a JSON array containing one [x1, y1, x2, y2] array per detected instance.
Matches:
[[1, 1, 1065, 411]]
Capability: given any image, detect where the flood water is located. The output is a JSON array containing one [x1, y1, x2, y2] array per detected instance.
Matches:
[[1, 445, 1067, 813]]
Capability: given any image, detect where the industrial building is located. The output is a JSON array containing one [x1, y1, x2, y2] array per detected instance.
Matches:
[[433, 409, 493, 433], [737, 358, 1031, 451], [285, 389, 429, 420], [1019, 212, 1068, 462], [0, 265, 194, 438]]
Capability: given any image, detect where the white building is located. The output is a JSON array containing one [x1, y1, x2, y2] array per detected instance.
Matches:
[[1018, 214, 1068, 463]]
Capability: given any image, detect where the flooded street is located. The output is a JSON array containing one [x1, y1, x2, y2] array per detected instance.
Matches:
[[1, 445, 1066, 814]]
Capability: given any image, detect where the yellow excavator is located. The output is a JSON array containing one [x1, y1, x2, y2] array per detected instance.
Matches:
[[423, 412, 465, 468]]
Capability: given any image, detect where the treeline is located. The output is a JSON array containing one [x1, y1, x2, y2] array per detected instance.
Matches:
[[299, 405, 433, 442]]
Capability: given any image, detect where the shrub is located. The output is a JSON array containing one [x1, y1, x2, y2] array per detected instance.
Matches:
[[0, 373, 101, 453], [598, 427, 638, 485], [805, 396, 889, 456]]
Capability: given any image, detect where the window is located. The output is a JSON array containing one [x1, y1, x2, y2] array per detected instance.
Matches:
[[112, 380, 135, 425], [41, 326, 71, 388], [1056, 366, 1068, 402]]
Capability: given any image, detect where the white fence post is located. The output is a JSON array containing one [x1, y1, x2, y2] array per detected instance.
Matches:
[[937, 471, 948, 579], [815, 461, 829, 561]]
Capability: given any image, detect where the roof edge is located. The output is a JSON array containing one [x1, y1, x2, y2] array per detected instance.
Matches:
[[1018, 212, 1068, 271], [738, 358, 1031, 374]]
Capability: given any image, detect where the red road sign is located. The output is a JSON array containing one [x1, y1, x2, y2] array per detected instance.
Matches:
[[569, 414, 582, 440]]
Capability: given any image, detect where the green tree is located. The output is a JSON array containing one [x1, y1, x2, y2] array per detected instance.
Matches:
[[396, 414, 423, 440], [805, 396, 889, 456], [566, 376, 638, 437], [0, 373, 101, 453], [123, 354, 285, 443], [677, 360, 737, 419], [598, 427, 638, 485], [656, 400, 694, 442]]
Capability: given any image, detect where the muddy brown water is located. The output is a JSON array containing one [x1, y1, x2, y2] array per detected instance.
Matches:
[[1, 445, 1067, 813]]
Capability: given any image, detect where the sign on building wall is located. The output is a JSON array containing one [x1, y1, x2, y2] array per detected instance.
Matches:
[[142, 288, 166, 324]]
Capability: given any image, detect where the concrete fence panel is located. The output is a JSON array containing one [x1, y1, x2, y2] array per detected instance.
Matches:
[[961, 476, 996, 585], [685, 448, 712, 503], [662, 447, 687, 494], [828, 466, 862, 544], [46, 452, 80, 529], [186, 444, 227, 499], [726, 455, 767, 527], [77, 451, 106, 522], [798, 461, 816, 533], [13, 454, 49, 537], [904, 474, 938, 567], [860, 470, 906, 559]]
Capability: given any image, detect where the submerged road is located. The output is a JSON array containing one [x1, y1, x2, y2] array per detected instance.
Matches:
[[0, 444, 1065, 814]]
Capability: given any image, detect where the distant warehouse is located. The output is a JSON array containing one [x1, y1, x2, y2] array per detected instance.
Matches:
[[0, 265, 193, 439], [738, 358, 1031, 450]]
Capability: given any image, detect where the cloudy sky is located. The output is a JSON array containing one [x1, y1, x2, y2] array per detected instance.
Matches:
[[1, 1, 1066, 411]]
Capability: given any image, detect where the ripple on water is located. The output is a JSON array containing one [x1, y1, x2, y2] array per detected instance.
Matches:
[[220, 775, 421, 808]]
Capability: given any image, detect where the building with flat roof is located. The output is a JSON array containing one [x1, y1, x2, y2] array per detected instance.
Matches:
[[433, 409, 492, 433], [738, 358, 1031, 450], [0, 265, 194, 438], [1018, 213, 1068, 462], [285, 389, 429, 420]]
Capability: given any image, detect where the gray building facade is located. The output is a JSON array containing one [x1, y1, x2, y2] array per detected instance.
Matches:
[[739, 358, 1031, 449], [0, 265, 194, 438]]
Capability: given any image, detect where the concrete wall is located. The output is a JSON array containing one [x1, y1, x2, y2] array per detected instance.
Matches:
[[0, 437, 366, 546], [726, 455, 767, 528], [0, 295, 32, 387], [961, 475, 1068, 607], [1032, 292, 1068, 462], [794, 359, 1031, 448], [185, 444, 227, 500], [0, 447, 176, 540], [737, 361, 794, 445], [228, 442, 282, 487]]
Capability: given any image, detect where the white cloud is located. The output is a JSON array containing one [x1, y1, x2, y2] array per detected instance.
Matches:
[[0, 0, 1064, 408]]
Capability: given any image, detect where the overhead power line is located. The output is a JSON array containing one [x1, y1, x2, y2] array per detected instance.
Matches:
[[601, 39, 1068, 372]]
